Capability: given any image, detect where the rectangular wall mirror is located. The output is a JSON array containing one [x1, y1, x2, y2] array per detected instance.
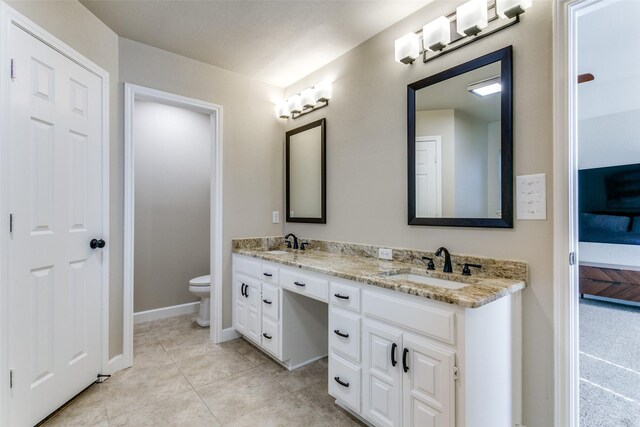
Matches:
[[286, 118, 326, 223], [408, 46, 513, 228]]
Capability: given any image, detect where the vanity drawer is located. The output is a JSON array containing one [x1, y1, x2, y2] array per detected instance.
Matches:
[[261, 282, 279, 321], [329, 307, 361, 363], [234, 256, 261, 279], [261, 263, 279, 283], [330, 281, 361, 312], [261, 317, 280, 359], [363, 290, 456, 345], [280, 269, 328, 303], [329, 353, 361, 413]]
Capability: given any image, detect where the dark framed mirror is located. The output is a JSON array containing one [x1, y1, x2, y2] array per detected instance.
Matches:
[[286, 118, 326, 223], [408, 46, 513, 228]]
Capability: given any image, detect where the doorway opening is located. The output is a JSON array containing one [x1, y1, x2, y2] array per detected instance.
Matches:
[[123, 84, 223, 368], [575, 1, 640, 425], [554, 0, 640, 425]]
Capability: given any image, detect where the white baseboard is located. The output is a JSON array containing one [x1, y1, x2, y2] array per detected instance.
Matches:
[[133, 301, 199, 324], [105, 354, 124, 374], [219, 327, 240, 342]]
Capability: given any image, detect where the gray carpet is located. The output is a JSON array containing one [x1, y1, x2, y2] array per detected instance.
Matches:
[[580, 298, 640, 427]]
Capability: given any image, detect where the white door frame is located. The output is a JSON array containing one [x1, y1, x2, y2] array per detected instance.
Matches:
[[0, 3, 110, 425], [123, 83, 223, 368], [415, 135, 442, 217], [553, 0, 609, 425]]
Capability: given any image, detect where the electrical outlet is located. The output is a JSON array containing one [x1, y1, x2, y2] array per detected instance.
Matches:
[[272, 211, 280, 223], [378, 248, 393, 260]]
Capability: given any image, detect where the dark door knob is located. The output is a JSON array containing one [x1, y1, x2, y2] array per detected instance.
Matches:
[[90, 239, 106, 249]]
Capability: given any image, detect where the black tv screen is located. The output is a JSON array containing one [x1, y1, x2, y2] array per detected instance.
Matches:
[[579, 163, 640, 246]]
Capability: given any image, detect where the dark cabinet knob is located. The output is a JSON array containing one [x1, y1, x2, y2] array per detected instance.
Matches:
[[90, 239, 106, 249]]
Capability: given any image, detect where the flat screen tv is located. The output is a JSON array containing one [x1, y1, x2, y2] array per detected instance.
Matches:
[[579, 163, 640, 246]]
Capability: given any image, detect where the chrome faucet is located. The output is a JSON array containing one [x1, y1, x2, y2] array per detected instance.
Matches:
[[435, 247, 453, 273], [284, 233, 299, 249]]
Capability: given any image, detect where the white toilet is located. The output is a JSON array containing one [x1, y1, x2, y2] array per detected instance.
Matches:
[[189, 274, 211, 327]]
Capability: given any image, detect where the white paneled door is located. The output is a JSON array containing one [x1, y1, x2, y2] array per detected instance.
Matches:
[[7, 24, 105, 426]]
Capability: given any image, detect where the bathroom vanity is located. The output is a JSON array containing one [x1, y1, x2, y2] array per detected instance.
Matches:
[[232, 239, 526, 427]]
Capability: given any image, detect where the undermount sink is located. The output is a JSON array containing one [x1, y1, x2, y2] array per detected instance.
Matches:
[[387, 273, 468, 290], [265, 250, 289, 255]]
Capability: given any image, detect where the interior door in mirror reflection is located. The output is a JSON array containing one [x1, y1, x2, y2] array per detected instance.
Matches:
[[285, 118, 326, 223], [408, 46, 513, 228], [415, 136, 442, 217]]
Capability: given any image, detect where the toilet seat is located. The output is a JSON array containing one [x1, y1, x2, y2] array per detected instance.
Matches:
[[189, 274, 210, 286]]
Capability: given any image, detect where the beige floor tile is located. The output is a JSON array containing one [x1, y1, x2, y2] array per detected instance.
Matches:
[[109, 389, 219, 427], [166, 339, 235, 363], [42, 385, 107, 426], [102, 362, 192, 418], [238, 344, 275, 366], [196, 368, 290, 424], [223, 393, 324, 427], [155, 323, 211, 352], [269, 357, 328, 392], [134, 321, 152, 334], [174, 349, 255, 389], [258, 356, 290, 376], [133, 342, 174, 369], [297, 379, 365, 426]]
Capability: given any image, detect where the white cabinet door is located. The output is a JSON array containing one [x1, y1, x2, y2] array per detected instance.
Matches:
[[363, 319, 403, 427], [233, 276, 249, 335], [402, 333, 455, 427], [245, 280, 262, 344]]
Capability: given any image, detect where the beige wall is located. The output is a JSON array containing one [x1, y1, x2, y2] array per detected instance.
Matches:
[[119, 38, 284, 330], [133, 101, 210, 312], [283, 1, 554, 426], [6, 0, 124, 358]]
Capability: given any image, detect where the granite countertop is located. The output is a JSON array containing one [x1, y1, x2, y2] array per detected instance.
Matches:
[[233, 247, 525, 309]]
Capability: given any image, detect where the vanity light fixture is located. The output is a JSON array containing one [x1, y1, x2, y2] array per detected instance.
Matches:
[[394, 0, 531, 65], [300, 88, 316, 109], [457, 0, 488, 37], [468, 76, 502, 97], [423, 16, 451, 52], [394, 32, 420, 64], [288, 95, 302, 115], [277, 81, 332, 119], [496, 0, 532, 19]]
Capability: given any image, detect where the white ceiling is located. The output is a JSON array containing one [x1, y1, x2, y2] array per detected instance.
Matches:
[[81, 0, 433, 88], [416, 62, 501, 123]]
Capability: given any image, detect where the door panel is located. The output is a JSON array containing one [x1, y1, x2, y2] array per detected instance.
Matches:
[[8, 24, 104, 426], [402, 333, 455, 427], [363, 319, 402, 427]]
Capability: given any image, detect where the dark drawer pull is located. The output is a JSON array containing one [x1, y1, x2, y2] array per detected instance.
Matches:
[[334, 329, 349, 338], [263, 299, 272, 305], [294, 281, 306, 287], [262, 333, 272, 340], [334, 293, 349, 300], [263, 272, 273, 277], [402, 348, 409, 373], [334, 376, 349, 388]]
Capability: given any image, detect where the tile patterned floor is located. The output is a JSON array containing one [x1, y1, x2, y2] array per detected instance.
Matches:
[[42, 314, 365, 426]]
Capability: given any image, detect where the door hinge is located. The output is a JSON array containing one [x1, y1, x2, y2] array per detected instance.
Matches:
[[9, 213, 13, 234], [453, 365, 459, 381], [569, 252, 576, 266], [9, 369, 14, 389], [10, 59, 15, 79]]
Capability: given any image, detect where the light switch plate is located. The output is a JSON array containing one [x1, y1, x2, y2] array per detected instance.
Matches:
[[272, 211, 280, 223], [517, 173, 546, 220], [378, 248, 393, 260]]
